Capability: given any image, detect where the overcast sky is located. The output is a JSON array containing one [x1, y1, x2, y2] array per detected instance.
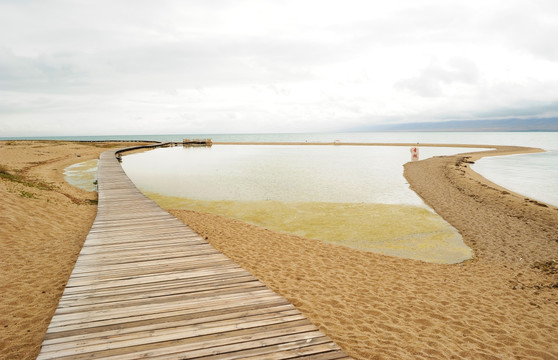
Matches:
[[1, 0, 558, 136]]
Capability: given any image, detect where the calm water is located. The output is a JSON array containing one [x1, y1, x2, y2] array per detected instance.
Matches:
[[121, 145, 484, 206], [103, 131, 558, 206], [9, 130, 558, 163], [121, 144, 483, 263], [5, 131, 557, 148], [473, 150, 558, 206], [58, 131, 558, 263]]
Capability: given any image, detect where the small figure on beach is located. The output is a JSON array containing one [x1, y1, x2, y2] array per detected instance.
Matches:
[[410, 147, 419, 161]]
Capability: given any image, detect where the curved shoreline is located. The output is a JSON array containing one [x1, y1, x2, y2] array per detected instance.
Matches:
[[404, 144, 550, 207], [123, 140, 549, 210], [403, 145, 558, 265], [2, 140, 557, 359], [218, 142, 551, 210], [167, 142, 558, 359]]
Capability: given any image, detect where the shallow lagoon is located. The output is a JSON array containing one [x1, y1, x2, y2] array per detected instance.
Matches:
[[60, 132, 558, 262], [63, 159, 98, 192], [121, 145, 481, 205], [121, 145, 482, 263]]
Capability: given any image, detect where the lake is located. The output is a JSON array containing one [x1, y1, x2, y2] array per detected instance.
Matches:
[[61, 131, 558, 263]]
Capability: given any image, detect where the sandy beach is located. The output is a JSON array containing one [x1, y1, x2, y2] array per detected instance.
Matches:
[[0, 141, 152, 360], [1, 141, 557, 359]]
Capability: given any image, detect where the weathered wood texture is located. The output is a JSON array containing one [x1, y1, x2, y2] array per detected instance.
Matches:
[[38, 149, 349, 359]]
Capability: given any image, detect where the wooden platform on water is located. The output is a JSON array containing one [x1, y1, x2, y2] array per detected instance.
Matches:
[[38, 149, 349, 359], [183, 138, 212, 146]]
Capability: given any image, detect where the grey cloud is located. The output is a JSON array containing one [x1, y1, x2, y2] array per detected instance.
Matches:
[[394, 57, 479, 97], [1, 0, 558, 136], [333, 3, 477, 46], [473, 100, 558, 119], [0, 48, 86, 92], [0, 32, 355, 95], [0, 94, 55, 114], [479, 1, 558, 61]]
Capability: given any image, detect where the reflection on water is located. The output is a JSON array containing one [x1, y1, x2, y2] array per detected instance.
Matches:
[[63, 159, 98, 191], [121, 145, 480, 206], [473, 150, 558, 207], [58, 135, 558, 262], [119, 145, 481, 264], [145, 192, 473, 264]]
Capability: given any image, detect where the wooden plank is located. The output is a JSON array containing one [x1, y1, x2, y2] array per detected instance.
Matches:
[[46, 303, 297, 345], [145, 333, 331, 360], [54, 283, 270, 315], [73, 244, 217, 263], [47, 290, 287, 332], [50, 287, 276, 323], [56, 278, 263, 309], [67, 255, 234, 280], [38, 148, 349, 359], [41, 316, 309, 357], [70, 252, 235, 276], [191, 338, 338, 360], [57, 273, 258, 303], [41, 310, 306, 353], [48, 322, 322, 360], [64, 263, 243, 289], [44, 302, 295, 342], [76, 242, 216, 257], [71, 248, 221, 269], [60, 267, 249, 295]]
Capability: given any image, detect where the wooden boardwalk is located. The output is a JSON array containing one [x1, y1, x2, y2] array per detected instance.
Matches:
[[38, 149, 349, 359]]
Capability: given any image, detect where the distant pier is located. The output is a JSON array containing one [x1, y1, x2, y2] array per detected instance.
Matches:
[[183, 138, 212, 146]]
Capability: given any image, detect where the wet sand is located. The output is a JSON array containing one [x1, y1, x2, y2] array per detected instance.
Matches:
[[1, 141, 557, 359]]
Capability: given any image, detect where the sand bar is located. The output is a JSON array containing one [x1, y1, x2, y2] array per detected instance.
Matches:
[[1, 140, 557, 359], [169, 143, 557, 359], [214, 141, 503, 147]]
